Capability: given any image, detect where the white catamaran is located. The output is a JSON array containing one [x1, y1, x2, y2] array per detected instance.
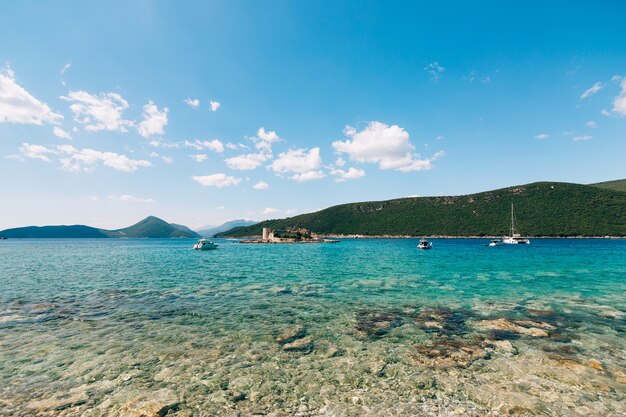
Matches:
[[501, 204, 530, 245]]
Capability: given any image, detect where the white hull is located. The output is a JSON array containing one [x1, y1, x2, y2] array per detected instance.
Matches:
[[502, 237, 530, 245], [193, 239, 218, 250]]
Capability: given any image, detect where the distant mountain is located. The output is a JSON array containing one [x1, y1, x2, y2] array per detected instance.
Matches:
[[216, 181, 626, 238], [591, 179, 626, 193], [0, 216, 200, 239], [197, 219, 257, 237], [0, 225, 110, 238]]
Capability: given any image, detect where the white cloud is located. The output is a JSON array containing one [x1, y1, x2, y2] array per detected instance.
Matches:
[[192, 173, 241, 188], [209, 100, 220, 112], [601, 109, 611, 116], [149, 140, 181, 149], [184, 139, 224, 153], [464, 70, 490, 84], [19, 143, 151, 172], [269, 147, 322, 174], [60, 63, 71, 75], [424, 62, 445, 81], [262, 207, 279, 214], [0, 68, 63, 125], [335, 157, 346, 167], [52, 126, 72, 140], [330, 167, 365, 182], [108, 194, 154, 203], [332, 121, 443, 172], [19, 143, 55, 162], [291, 170, 326, 182], [534, 133, 550, 139], [61, 90, 133, 132], [586, 120, 597, 128], [581, 82, 603, 100], [255, 127, 281, 152], [225, 153, 268, 170], [184, 98, 200, 109], [191, 153, 208, 162], [226, 142, 249, 150], [60, 63, 71, 86], [224, 128, 280, 170], [253, 181, 270, 190], [268, 147, 326, 182], [161, 156, 174, 164], [137, 101, 168, 138], [573, 135, 592, 142], [83, 195, 99, 202], [612, 77, 626, 116], [5, 154, 24, 161], [57, 145, 151, 172]]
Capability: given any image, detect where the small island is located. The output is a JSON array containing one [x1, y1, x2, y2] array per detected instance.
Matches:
[[239, 227, 339, 244]]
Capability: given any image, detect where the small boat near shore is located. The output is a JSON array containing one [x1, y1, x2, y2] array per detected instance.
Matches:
[[418, 239, 433, 250], [193, 239, 218, 250], [488, 238, 503, 246]]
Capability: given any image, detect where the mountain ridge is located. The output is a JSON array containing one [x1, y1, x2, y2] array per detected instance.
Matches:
[[0, 216, 200, 239], [591, 178, 626, 193], [197, 219, 257, 237], [216, 181, 626, 238]]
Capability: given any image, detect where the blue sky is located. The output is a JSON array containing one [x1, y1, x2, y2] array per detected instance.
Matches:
[[1, 1, 625, 230]]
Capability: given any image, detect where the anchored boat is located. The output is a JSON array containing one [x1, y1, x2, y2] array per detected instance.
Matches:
[[193, 238, 218, 250], [502, 204, 530, 245], [418, 239, 433, 250]]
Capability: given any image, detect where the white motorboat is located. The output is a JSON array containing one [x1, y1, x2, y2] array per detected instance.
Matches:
[[502, 204, 530, 245], [488, 238, 503, 246], [418, 239, 433, 250], [193, 238, 218, 250]]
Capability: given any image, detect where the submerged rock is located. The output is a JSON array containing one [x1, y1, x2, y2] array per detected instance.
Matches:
[[276, 325, 306, 345], [355, 309, 403, 338], [28, 392, 88, 412], [282, 337, 313, 352], [122, 388, 179, 417], [587, 359, 604, 372], [475, 318, 552, 337], [488, 339, 518, 355], [411, 337, 490, 368]]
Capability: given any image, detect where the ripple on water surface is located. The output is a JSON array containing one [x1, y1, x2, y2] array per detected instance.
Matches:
[[0, 238, 625, 416]]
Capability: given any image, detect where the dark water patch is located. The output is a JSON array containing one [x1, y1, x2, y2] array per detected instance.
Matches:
[[547, 332, 573, 343], [414, 307, 470, 336], [541, 344, 581, 357], [489, 330, 521, 340], [355, 309, 404, 338]]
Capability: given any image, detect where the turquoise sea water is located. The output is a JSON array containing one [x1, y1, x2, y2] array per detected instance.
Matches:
[[1, 238, 625, 416]]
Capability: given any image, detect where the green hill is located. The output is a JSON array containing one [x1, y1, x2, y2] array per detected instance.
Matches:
[[591, 179, 626, 193], [1, 216, 200, 239], [112, 216, 200, 238], [217, 182, 626, 237]]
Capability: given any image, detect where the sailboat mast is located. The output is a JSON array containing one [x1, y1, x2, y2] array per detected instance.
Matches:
[[511, 203, 514, 236]]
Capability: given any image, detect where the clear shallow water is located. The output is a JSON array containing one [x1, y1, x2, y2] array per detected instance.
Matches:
[[0, 238, 625, 416]]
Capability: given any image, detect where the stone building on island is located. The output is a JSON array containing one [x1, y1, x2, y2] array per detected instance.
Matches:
[[261, 227, 312, 243]]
